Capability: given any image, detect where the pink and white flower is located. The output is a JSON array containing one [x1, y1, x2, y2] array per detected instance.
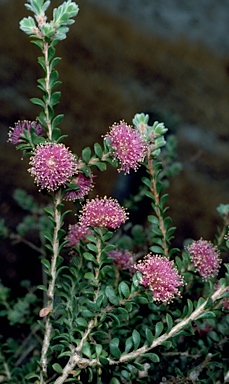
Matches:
[[186, 239, 221, 280], [135, 254, 183, 303], [28, 142, 76, 191], [104, 121, 147, 173]]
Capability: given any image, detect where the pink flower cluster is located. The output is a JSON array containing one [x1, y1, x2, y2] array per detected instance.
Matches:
[[108, 249, 135, 273], [64, 173, 94, 201], [186, 239, 221, 280], [65, 223, 91, 247], [135, 254, 183, 303], [28, 142, 76, 191], [104, 121, 147, 174], [80, 196, 128, 229], [66, 197, 128, 247], [8, 120, 44, 145]]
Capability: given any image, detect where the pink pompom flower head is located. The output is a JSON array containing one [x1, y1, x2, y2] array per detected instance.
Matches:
[[104, 120, 147, 174], [79, 196, 128, 229], [28, 142, 77, 191], [186, 239, 221, 281], [64, 173, 94, 201], [108, 249, 135, 274], [135, 254, 184, 303], [8, 120, 44, 145], [65, 223, 91, 247]]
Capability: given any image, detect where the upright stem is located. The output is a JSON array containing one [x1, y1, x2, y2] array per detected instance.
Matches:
[[147, 151, 169, 257], [43, 42, 52, 141], [40, 190, 62, 383]]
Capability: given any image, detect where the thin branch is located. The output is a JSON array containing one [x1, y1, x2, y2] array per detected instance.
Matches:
[[10, 233, 46, 256]]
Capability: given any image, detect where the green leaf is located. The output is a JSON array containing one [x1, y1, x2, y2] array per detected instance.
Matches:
[[99, 355, 109, 365], [148, 215, 159, 225], [143, 352, 160, 363], [82, 147, 92, 163], [44, 206, 54, 217], [124, 337, 133, 354], [52, 363, 63, 374], [187, 299, 194, 317], [208, 330, 220, 342], [82, 342, 91, 358], [84, 272, 95, 281], [196, 311, 216, 320], [110, 338, 121, 359], [155, 321, 164, 338], [43, 231, 53, 243], [37, 285, 47, 292], [107, 312, 120, 325], [37, 77, 46, 91], [38, 111, 47, 128], [30, 97, 45, 108], [53, 1, 79, 24], [41, 258, 51, 270], [83, 252, 97, 263], [145, 327, 153, 345], [117, 307, 129, 321], [136, 295, 149, 305], [86, 243, 97, 253], [132, 329, 141, 349], [105, 286, 119, 305], [142, 177, 152, 189], [118, 281, 130, 299], [75, 317, 88, 327], [94, 161, 107, 171], [50, 70, 59, 88], [50, 91, 61, 106], [20, 16, 37, 35], [150, 245, 164, 254], [196, 297, 206, 308], [95, 344, 103, 357], [81, 309, 94, 318], [110, 379, 121, 384], [51, 114, 64, 129], [87, 301, 99, 312], [58, 351, 71, 358], [166, 313, 173, 332], [124, 302, 133, 312], [50, 57, 61, 71], [94, 143, 103, 158], [58, 229, 66, 240]]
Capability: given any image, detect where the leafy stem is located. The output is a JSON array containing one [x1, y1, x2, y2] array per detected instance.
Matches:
[[40, 190, 62, 383], [43, 42, 52, 140], [147, 149, 169, 257]]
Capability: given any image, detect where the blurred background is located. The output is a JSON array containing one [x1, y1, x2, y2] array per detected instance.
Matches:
[[1, 0, 229, 289]]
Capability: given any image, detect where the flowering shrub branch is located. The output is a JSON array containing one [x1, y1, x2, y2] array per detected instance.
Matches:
[[1, 0, 229, 383]]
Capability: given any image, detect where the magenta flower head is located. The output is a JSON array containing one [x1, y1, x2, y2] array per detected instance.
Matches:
[[135, 254, 184, 303], [64, 173, 94, 201], [8, 120, 44, 145], [108, 249, 135, 274], [104, 121, 147, 173], [28, 142, 76, 191], [79, 196, 128, 229], [186, 239, 221, 280], [65, 223, 91, 247]]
